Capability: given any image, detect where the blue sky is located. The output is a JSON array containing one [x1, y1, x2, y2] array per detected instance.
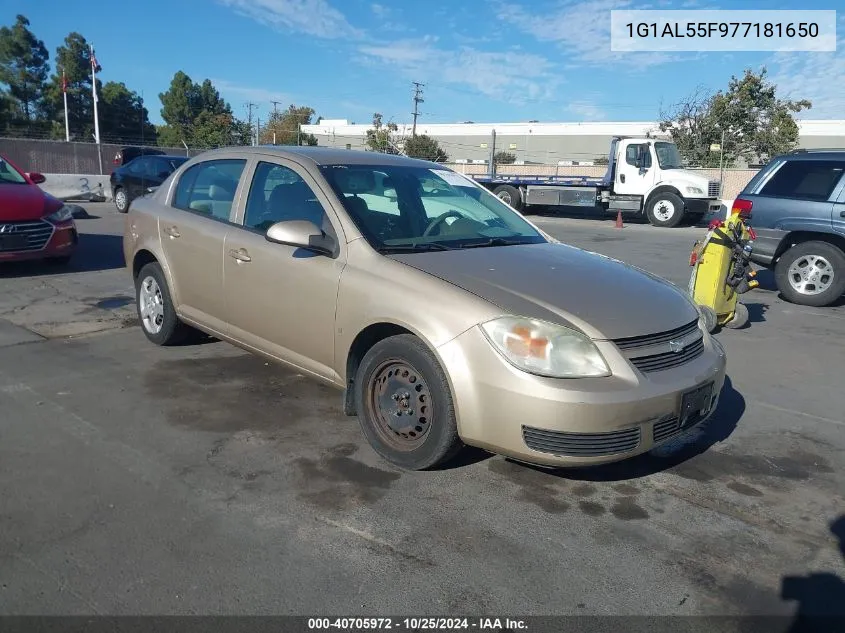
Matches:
[[4, 0, 843, 126]]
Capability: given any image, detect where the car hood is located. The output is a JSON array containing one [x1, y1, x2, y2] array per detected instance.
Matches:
[[0, 182, 62, 221], [388, 242, 699, 340]]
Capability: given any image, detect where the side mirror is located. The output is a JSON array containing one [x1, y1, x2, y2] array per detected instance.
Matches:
[[28, 172, 46, 184], [265, 220, 335, 256]]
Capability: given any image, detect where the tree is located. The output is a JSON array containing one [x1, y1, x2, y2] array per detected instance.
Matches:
[[259, 104, 318, 145], [158, 71, 244, 148], [365, 112, 398, 153], [404, 134, 448, 162], [659, 67, 811, 167], [494, 151, 516, 164], [0, 15, 50, 123], [99, 81, 156, 144], [158, 71, 200, 146], [43, 32, 97, 140]]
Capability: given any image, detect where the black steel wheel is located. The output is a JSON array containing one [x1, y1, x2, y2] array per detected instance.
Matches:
[[354, 334, 463, 470]]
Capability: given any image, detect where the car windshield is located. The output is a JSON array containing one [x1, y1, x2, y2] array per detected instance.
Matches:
[[319, 164, 547, 251], [655, 142, 683, 169], [0, 158, 27, 184]]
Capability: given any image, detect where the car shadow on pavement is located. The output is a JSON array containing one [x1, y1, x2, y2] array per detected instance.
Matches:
[[779, 514, 845, 632], [0, 233, 125, 278], [503, 375, 745, 483]]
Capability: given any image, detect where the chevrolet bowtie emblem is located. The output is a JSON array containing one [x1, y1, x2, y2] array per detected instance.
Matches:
[[668, 339, 686, 353]]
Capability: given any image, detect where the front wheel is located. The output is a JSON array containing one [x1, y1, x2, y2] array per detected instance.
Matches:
[[645, 192, 685, 228], [492, 184, 523, 212], [354, 334, 464, 470], [723, 302, 749, 329], [114, 187, 129, 213], [774, 241, 845, 307]]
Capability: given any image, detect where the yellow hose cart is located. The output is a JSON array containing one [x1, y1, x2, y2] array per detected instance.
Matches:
[[688, 210, 759, 333]]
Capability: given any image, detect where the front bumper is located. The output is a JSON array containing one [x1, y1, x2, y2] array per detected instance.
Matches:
[[0, 220, 78, 263], [686, 198, 722, 215], [436, 325, 727, 467]]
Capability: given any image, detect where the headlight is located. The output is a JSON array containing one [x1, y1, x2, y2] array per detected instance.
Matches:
[[480, 316, 611, 378], [685, 186, 704, 195], [44, 205, 73, 224]]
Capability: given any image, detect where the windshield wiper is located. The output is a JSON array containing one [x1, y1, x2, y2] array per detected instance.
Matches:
[[377, 242, 457, 253], [457, 237, 532, 249]]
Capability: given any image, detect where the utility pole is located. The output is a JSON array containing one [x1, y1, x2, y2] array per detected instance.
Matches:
[[270, 100, 282, 144], [411, 82, 425, 137], [245, 102, 257, 146]]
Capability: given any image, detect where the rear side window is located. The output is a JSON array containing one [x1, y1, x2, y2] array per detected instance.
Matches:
[[758, 160, 845, 201], [173, 159, 246, 221]]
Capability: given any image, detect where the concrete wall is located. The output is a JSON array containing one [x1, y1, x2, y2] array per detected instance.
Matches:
[[40, 174, 111, 202]]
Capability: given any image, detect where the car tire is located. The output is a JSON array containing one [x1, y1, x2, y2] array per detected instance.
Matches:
[[645, 192, 685, 228], [493, 185, 523, 211], [135, 262, 191, 345], [774, 241, 845, 307], [354, 334, 464, 471], [114, 187, 129, 213], [723, 302, 749, 329]]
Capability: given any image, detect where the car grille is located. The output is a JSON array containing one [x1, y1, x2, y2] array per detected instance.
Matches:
[[652, 416, 682, 444], [612, 319, 705, 374], [613, 319, 699, 351], [708, 180, 721, 198], [522, 425, 641, 457], [0, 220, 53, 252], [629, 337, 705, 373]]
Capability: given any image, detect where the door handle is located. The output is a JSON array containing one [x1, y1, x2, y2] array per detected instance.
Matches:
[[164, 225, 180, 238], [840, 210, 845, 217], [620, 174, 626, 183], [228, 248, 252, 263]]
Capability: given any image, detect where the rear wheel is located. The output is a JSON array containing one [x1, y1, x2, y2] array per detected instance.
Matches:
[[645, 192, 684, 228], [354, 334, 463, 470], [135, 262, 192, 345], [723, 302, 749, 329], [493, 185, 523, 211], [774, 241, 845, 307]]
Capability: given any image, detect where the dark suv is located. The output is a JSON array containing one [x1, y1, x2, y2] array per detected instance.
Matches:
[[735, 150, 845, 307]]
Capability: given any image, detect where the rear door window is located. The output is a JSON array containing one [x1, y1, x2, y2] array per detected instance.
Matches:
[[172, 159, 247, 222], [758, 160, 845, 201]]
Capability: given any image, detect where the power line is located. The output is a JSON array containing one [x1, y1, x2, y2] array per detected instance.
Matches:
[[411, 82, 425, 137]]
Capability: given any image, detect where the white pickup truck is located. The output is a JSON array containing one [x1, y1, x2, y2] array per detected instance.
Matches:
[[471, 136, 722, 227]]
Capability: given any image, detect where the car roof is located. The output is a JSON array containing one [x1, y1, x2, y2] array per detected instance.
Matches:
[[775, 150, 845, 162], [193, 145, 444, 169]]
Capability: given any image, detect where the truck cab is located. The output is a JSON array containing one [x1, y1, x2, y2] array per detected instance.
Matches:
[[604, 137, 722, 227]]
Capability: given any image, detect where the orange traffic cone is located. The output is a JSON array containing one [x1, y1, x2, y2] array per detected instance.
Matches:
[[615, 210, 624, 228]]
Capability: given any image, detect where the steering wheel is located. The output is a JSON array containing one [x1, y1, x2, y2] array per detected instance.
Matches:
[[423, 210, 464, 237]]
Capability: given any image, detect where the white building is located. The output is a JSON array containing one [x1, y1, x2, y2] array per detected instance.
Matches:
[[302, 118, 845, 165]]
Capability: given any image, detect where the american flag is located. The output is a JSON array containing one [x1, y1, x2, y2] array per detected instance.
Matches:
[[90, 47, 101, 74], [61, 68, 67, 93]]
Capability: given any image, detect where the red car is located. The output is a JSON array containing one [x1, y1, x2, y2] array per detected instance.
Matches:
[[0, 153, 78, 265]]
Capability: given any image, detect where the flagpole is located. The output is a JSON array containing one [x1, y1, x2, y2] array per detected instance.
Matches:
[[90, 44, 102, 175], [62, 67, 70, 142]]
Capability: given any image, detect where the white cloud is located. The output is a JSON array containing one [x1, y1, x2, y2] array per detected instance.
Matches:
[[356, 38, 559, 105], [212, 79, 292, 110], [496, 0, 686, 68], [218, 0, 364, 39], [370, 3, 388, 17], [566, 101, 606, 120]]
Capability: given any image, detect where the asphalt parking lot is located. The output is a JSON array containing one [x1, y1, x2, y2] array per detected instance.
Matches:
[[1, 202, 843, 620]]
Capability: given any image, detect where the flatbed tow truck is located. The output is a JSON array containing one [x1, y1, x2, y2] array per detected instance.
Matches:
[[471, 136, 723, 227]]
